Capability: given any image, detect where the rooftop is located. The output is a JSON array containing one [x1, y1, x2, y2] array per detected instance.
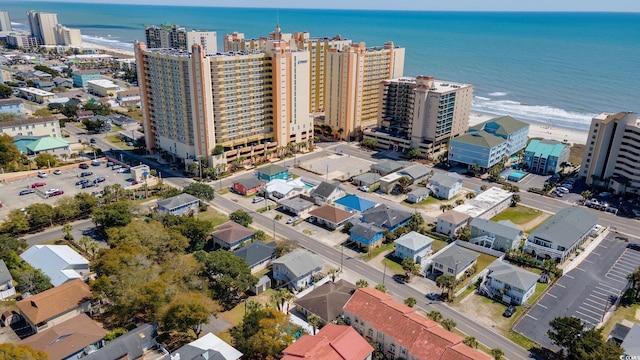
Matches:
[[16, 279, 92, 324], [278, 196, 315, 212], [235, 177, 264, 189], [26, 137, 69, 153], [282, 324, 372, 360], [170, 332, 243, 360], [295, 280, 357, 323], [19, 87, 54, 96], [87, 79, 118, 88], [0, 116, 56, 128], [257, 163, 288, 176], [0, 98, 23, 106], [395, 231, 434, 251], [310, 181, 340, 199], [430, 172, 462, 188], [334, 194, 377, 212], [83, 323, 157, 360], [398, 163, 431, 180], [233, 242, 276, 269], [20, 245, 88, 287], [453, 187, 513, 218], [371, 159, 404, 174], [437, 210, 471, 225], [471, 218, 522, 240], [350, 222, 385, 239], [431, 245, 479, 271], [530, 207, 598, 248], [308, 205, 354, 224], [486, 260, 539, 291], [273, 249, 324, 279], [470, 116, 529, 136], [525, 139, 568, 158], [211, 221, 255, 245], [362, 204, 412, 228], [451, 130, 505, 148], [0, 259, 13, 284], [156, 193, 200, 211]]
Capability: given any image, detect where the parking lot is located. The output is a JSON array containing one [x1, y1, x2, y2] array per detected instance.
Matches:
[[0, 160, 136, 220], [514, 233, 640, 349]]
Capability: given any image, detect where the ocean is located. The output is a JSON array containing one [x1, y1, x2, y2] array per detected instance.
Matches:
[[3, 2, 640, 131]]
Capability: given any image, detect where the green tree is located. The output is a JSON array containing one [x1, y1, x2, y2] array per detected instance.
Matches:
[[275, 238, 298, 257], [33, 153, 57, 168], [0, 113, 19, 122], [374, 284, 387, 293], [511, 194, 521, 207], [33, 108, 53, 117], [580, 190, 593, 202], [406, 213, 425, 232], [401, 258, 421, 281], [0, 235, 27, 269], [307, 313, 321, 335], [466, 192, 476, 199], [232, 307, 297, 359], [26, 203, 55, 229], [0, 343, 48, 360], [82, 117, 106, 133], [397, 176, 413, 194], [48, 102, 65, 112], [182, 182, 215, 200], [490, 348, 505, 360], [195, 250, 257, 308], [436, 275, 455, 300], [547, 316, 585, 351], [362, 138, 377, 150], [93, 201, 132, 228], [356, 279, 369, 288], [570, 327, 623, 360], [229, 209, 253, 227], [0, 84, 12, 99], [161, 293, 218, 339], [163, 215, 214, 252], [16, 267, 52, 294], [0, 134, 24, 171], [253, 230, 267, 242], [212, 145, 224, 155], [404, 297, 417, 308], [463, 336, 479, 348], [439, 204, 453, 212], [61, 223, 73, 240], [455, 226, 471, 241], [427, 310, 443, 322], [0, 209, 30, 235], [441, 318, 456, 331], [627, 266, 640, 301]]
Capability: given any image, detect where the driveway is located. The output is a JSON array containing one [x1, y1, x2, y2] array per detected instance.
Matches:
[[514, 232, 640, 350]]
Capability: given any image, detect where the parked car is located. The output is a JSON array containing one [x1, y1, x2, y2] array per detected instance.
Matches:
[[48, 189, 64, 197], [31, 182, 46, 188], [106, 161, 115, 167], [93, 177, 106, 184], [132, 180, 140, 185], [117, 168, 128, 173], [80, 171, 94, 177], [503, 305, 516, 318], [126, 142, 134, 146], [561, 184, 573, 190], [599, 192, 612, 197], [91, 160, 101, 166], [82, 182, 96, 189], [76, 179, 90, 186], [53, 169, 62, 175], [44, 188, 61, 196], [91, 190, 105, 197], [556, 187, 569, 194], [79, 163, 90, 169], [286, 216, 299, 224], [252, 196, 265, 203], [90, 138, 96, 143], [19, 189, 35, 196], [112, 165, 122, 170], [426, 293, 442, 301], [37, 171, 47, 178], [358, 185, 369, 192]]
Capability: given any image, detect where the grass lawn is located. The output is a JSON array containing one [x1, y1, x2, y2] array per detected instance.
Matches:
[[382, 254, 404, 274], [105, 135, 133, 150], [603, 302, 640, 337], [403, 196, 441, 207], [491, 205, 542, 225], [361, 242, 394, 261], [431, 239, 449, 254], [454, 253, 497, 292], [196, 208, 229, 227], [218, 188, 230, 195], [124, 108, 144, 122]]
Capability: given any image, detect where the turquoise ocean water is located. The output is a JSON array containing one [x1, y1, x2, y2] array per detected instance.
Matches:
[[3, 2, 640, 130]]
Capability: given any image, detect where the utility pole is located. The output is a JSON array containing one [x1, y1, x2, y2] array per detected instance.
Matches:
[[340, 244, 344, 272], [382, 262, 387, 285]]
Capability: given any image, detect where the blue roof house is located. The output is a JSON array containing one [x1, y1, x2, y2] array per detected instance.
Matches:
[[350, 222, 385, 250], [334, 194, 376, 213]]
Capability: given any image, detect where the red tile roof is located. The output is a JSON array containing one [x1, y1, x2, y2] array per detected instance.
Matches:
[[343, 288, 491, 360], [282, 324, 373, 360]]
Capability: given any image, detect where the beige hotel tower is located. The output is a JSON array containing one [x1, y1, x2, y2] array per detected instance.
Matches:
[[135, 40, 311, 167]]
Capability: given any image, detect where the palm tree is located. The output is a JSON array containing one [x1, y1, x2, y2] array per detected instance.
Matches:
[[627, 266, 640, 301], [404, 297, 417, 308], [112, 183, 122, 202], [61, 223, 73, 240], [511, 194, 521, 207], [580, 190, 593, 202], [246, 300, 264, 313], [441, 318, 456, 331], [427, 310, 443, 322], [455, 199, 465, 206], [307, 314, 321, 335], [270, 290, 283, 312], [374, 284, 387, 293], [490, 348, 505, 360], [79, 235, 91, 252], [402, 258, 421, 281], [328, 267, 340, 282], [439, 204, 453, 213], [356, 279, 369, 288], [436, 275, 455, 300], [465, 192, 476, 199], [463, 336, 479, 348], [86, 241, 99, 259], [282, 290, 295, 314]]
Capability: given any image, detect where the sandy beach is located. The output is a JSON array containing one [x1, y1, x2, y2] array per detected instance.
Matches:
[[469, 112, 588, 146]]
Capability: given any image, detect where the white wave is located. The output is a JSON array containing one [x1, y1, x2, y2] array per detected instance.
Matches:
[[472, 96, 596, 131], [475, 96, 491, 101], [488, 92, 508, 97], [81, 34, 134, 50], [11, 22, 24, 26]]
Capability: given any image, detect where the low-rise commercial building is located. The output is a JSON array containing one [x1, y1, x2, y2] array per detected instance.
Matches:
[[453, 187, 513, 220], [72, 70, 101, 88], [17, 87, 54, 103], [87, 79, 119, 97]]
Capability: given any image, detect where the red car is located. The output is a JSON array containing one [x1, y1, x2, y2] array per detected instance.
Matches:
[[31, 182, 46, 188]]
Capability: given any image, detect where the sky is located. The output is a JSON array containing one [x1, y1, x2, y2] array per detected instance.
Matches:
[[17, 0, 640, 12]]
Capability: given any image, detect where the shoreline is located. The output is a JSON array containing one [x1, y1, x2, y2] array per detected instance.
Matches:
[[469, 111, 588, 146]]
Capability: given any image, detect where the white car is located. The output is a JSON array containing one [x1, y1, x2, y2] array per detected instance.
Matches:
[[37, 171, 48, 178], [358, 185, 369, 192], [252, 196, 265, 203], [556, 187, 569, 194], [44, 188, 60, 196], [286, 216, 299, 224], [561, 184, 573, 190]]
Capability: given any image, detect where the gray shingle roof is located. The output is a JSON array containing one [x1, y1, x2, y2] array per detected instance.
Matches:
[[278, 196, 315, 212], [623, 323, 640, 356], [295, 280, 356, 322], [310, 181, 339, 198], [0, 260, 12, 284], [234, 242, 276, 268], [530, 207, 598, 248], [430, 173, 462, 188], [371, 160, 404, 174], [451, 130, 505, 148], [471, 218, 522, 240], [257, 164, 287, 176], [394, 231, 434, 251], [157, 193, 200, 210], [353, 172, 381, 184], [235, 177, 263, 189], [350, 222, 385, 239], [486, 260, 539, 291], [398, 164, 431, 181], [362, 205, 412, 228], [407, 187, 430, 197], [273, 249, 325, 279], [84, 324, 157, 360], [431, 245, 478, 271]]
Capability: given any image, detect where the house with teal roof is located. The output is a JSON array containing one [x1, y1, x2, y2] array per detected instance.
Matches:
[[523, 139, 569, 174], [25, 137, 70, 155]]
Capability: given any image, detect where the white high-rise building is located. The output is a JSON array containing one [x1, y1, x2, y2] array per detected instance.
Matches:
[[144, 24, 217, 55], [55, 24, 82, 47], [27, 11, 58, 45], [0, 11, 12, 32]]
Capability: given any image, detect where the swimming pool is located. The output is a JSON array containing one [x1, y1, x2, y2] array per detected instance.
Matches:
[[508, 171, 527, 182]]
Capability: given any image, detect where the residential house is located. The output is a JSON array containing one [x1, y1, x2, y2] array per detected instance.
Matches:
[[234, 241, 276, 273], [308, 205, 356, 230], [309, 181, 343, 204], [20, 245, 90, 287], [72, 70, 101, 88], [453, 187, 513, 220], [378, 173, 403, 194], [342, 288, 491, 360], [116, 88, 141, 107], [0, 98, 24, 115], [524, 139, 570, 175], [429, 173, 463, 200], [436, 211, 471, 238], [361, 204, 412, 232], [0, 260, 16, 300], [406, 187, 430, 204], [523, 207, 598, 262], [480, 260, 539, 305], [350, 222, 385, 250], [18, 314, 106, 360], [278, 196, 316, 216], [394, 232, 434, 269], [31, 70, 53, 80], [156, 193, 200, 216], [263, 178, 307, 200], [34, 80, 55, 91], [256, 163, 288, 181], [273, 249, 325, 291], [16, 279, 93, 333], [334, 194, 377, 213], [295, 280, 357, 325], [82, 323, 158, 360], [233, 177, 264, 195], [76, 110, 95, 120], [351, 172, 381, 188], [282, 324, 373, 360], [609, 322, 640, 357], [370, 160, 404, 176], [470, 218, 523, 252], [430, 245, 479, 280], [448, 116, 529, 169], [250, 275, 271, 295], [107, 113, 138, 127], [53, 77, 73, 88], [211, 221, 255, 251], [397, 163, 431, 184], [169, 332, 243, 360]]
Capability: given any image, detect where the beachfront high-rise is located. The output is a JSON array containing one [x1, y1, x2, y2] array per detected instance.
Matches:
[[363, 76, 473, 157], [144, 23, 217, 56], [135, 41, 311, 167], [27, 11, 58, 45], [54, 24, 82, 47], [224, 26, 353, 114], [580, 112, 640, 195], [0, 11, 12, 32]]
